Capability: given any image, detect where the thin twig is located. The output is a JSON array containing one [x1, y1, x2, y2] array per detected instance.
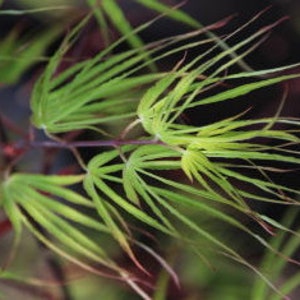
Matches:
[[30, 138, 164, 149]]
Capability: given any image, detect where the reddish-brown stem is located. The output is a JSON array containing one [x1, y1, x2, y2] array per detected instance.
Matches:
[[30, 138, 164, 149]]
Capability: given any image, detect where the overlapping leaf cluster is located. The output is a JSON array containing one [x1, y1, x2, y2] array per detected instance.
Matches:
[[1, 174, 117, 272], [1, 2, 300, 299]]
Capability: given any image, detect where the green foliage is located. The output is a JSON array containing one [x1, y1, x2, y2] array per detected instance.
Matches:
[[1, 2, 300, 300], [0, 26, 62, 84], [1, 174, 115, 268], [251, 209, 300, 300]]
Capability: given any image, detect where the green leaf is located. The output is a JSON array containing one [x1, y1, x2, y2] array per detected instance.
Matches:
[[190, 73, 300, 108], [251, 209, 300, 300], [1, 173, 121, 275], [30, 13, 91, 128], [0, 6, 70, 16], [101, 0, 144, 50], [89, 0, 155, 71], [85, 148, 175, 236], [135, 0, 200, 28], [0, 26, 62, 84], [83, 175, 133, 257]]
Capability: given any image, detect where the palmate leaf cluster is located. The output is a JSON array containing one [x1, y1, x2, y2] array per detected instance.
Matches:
[[1, 2, 300, 300]]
